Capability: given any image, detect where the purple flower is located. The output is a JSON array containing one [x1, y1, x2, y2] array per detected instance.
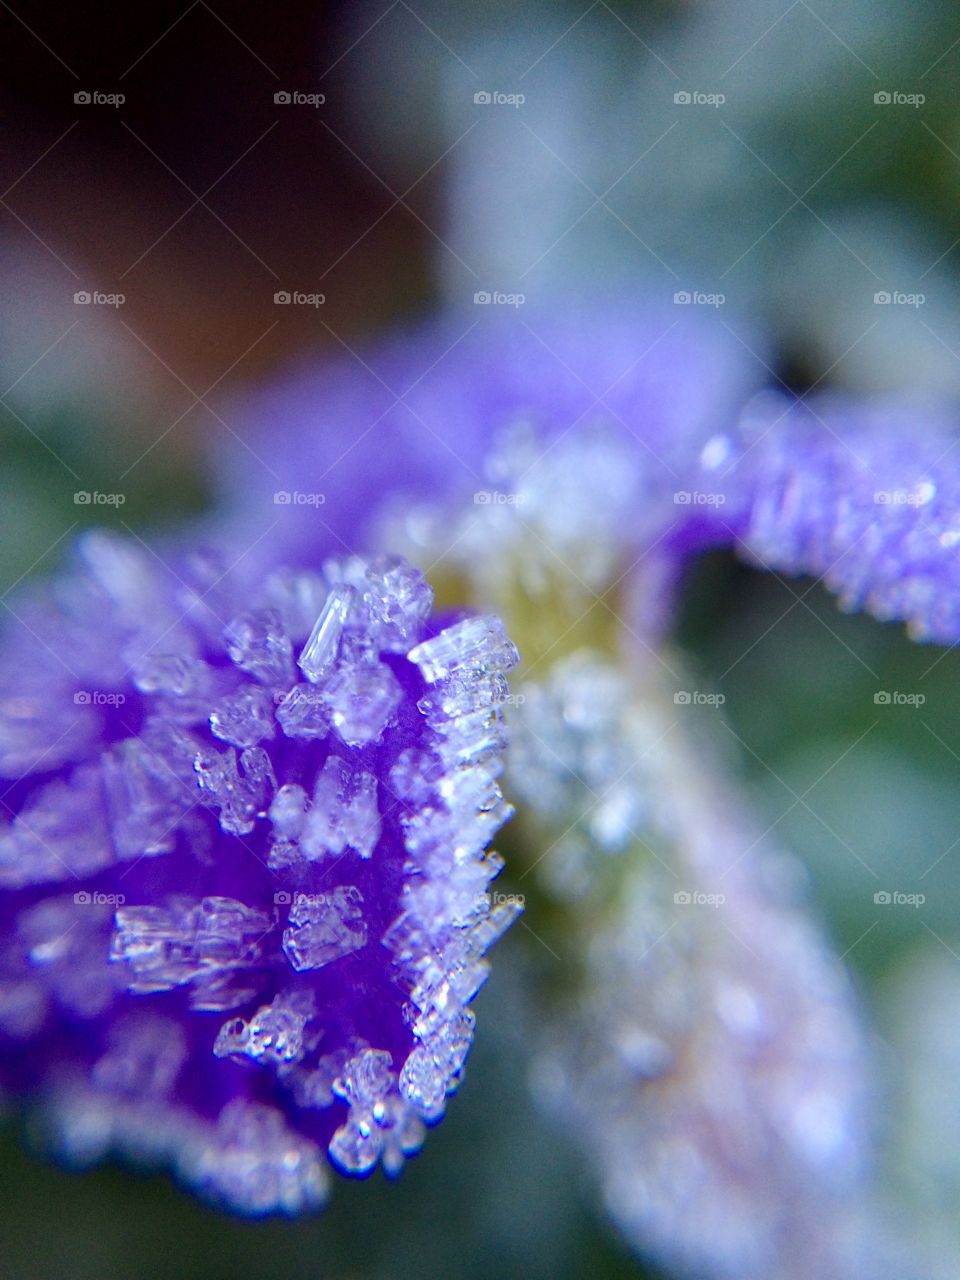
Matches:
[[3, 295, 954, 1274], [0, 533, 520, 1213]]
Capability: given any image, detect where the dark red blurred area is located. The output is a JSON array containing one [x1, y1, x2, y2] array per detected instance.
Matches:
[[0, 1, 432, 387]]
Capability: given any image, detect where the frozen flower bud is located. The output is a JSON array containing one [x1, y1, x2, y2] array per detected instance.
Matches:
[[0, 533, 520, 1213]]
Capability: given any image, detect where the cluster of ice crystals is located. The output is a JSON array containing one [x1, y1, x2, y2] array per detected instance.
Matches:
[[209, 684, 276, 748], [275, 683, 329, 739], [325, 556, 434, 653], [54, 1083, 329, 1217], [223, 609, 295, 686], [323, 660, 403, 747], [111, 896, 272, 1010], [100, 730, 201, 862], [408, 615, 519, 687], [380, 423, 684, 612], [186, 1099, 329, 1215], [360, 612, 522, 1146], [282, 886, 367, 971], [194, 745, 277, 836], [270, 755, 380, 865], [0, 534, 521, 1207], [329, 1048, 426, 1176], [214, 991, 318, 1069], [508, 653, 651, 870]]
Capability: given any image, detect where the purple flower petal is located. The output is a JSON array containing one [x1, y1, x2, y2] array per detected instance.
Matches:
[[0, 534, 520, 1213], [736, 392, 960, 642]]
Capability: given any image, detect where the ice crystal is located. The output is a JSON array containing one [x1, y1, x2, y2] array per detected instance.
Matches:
[[282, 887, 367, 971]]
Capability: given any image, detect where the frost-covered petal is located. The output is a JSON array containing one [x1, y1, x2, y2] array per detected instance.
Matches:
[[735, 392, 960, 643], [0, 536, 520, 1212]]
